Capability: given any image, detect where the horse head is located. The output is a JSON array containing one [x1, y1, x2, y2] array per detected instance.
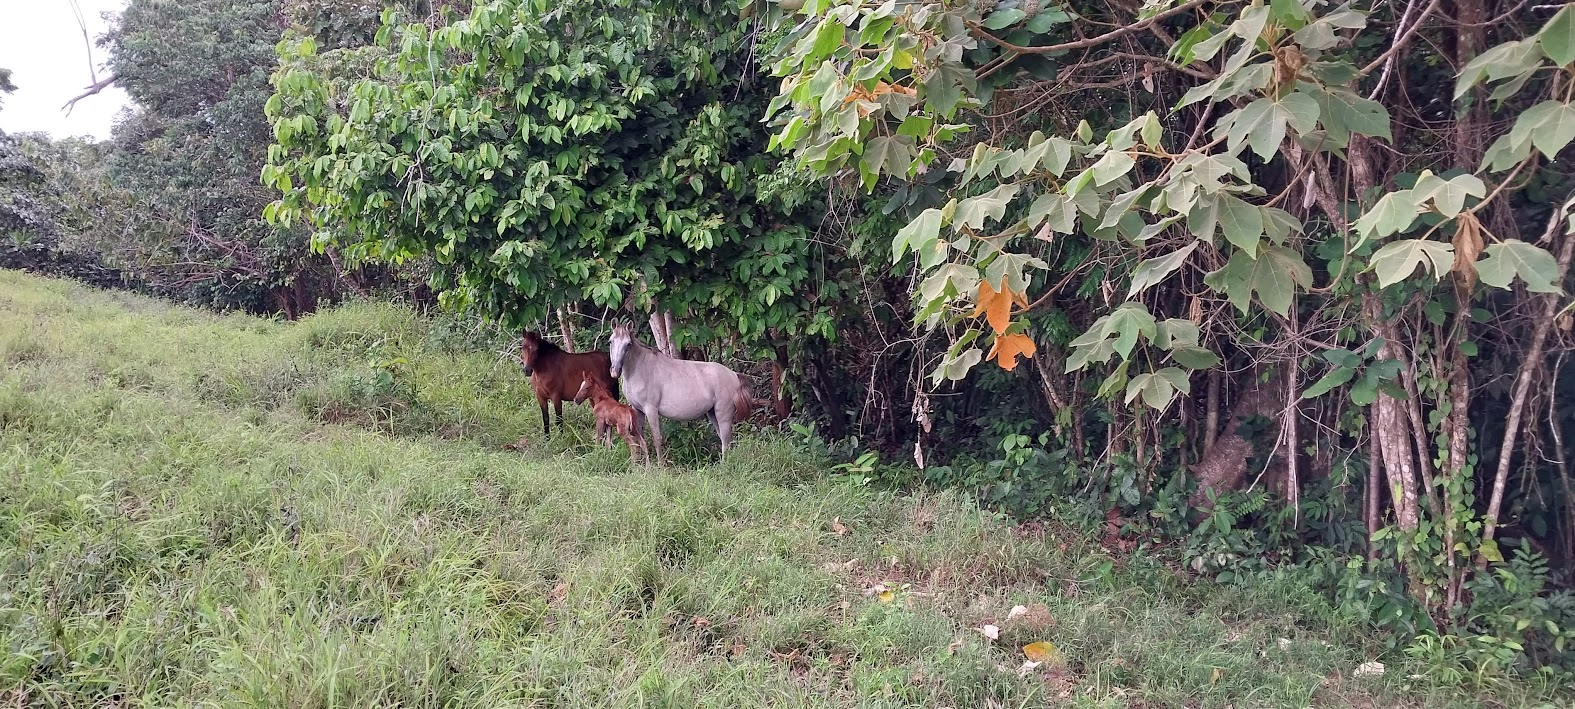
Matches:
[[573, 375, 594, 404], [608, 320, 633, 378], [519, 331, 543, 376]]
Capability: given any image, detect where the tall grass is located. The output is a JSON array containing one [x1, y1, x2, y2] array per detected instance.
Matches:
[[0, 270, 1566, 707]]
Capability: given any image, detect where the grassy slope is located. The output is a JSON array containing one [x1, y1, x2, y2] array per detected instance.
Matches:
[[0, 270, 1562, 708]]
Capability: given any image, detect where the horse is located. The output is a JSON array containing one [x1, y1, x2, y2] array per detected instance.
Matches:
[[519, 331, 620, 438], [574, 375, 649, 464], [608, 320, 755, 461]]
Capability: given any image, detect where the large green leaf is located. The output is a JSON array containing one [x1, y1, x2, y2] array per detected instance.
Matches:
[[1368, 239, 1455, 288], [1353, 190, 1423, 246], [1455, 38, 1544, 99], [1292, 5, 1366, 51], [1220, 93, 1320, 160], [1476, 240, 1562, 293], [1507, 100, 1575, 160], [1313, 86, 1392, 142], [1127, 242, 1198, 297], [1410, 172, 1486, 218], [1204, 244, 1313, 315], [892, 207, 944, 262], [859, 135, 915, 190], [952, 184, 1021, 231], [1218, 193, 1265, 256], [1539, 4, 1575, 67], [1125, 367, 1192, 409]]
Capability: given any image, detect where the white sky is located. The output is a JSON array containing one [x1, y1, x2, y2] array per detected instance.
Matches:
[[0, 0, 132, 140]]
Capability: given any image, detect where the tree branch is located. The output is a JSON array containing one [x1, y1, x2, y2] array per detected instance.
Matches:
[[969, 0, 1210, 56], [62, 74, 120, 116]]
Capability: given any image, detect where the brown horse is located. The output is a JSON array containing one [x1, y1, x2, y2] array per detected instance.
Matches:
[[519, 331, 620, 437], [574, 375, 649, 464]]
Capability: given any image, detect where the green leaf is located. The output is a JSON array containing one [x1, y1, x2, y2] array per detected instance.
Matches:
[[1302, 365, 1357, 399], [983, 7, 1027, 29], [1352, 190, 1422, 247], [1313, 86, 1392, 142], [1220, 93, 1321, 160], [1218, 193, 1265, 257], [1156, 318, 1201, 349], [1125, 368, 1191, 409], [1171, 345, 1221, 369], [1292, 5, 1366, 50], [1538, 5, 1575, 67], [1480, 538, 1504, 563], [1090, 150, 1136, 186], [1128, 242, 1198, 297], [1411, 172, 1486, 218], [952, 184, 1021, 231], [1476, 240, 1562, 293], [893, 207, 944, 263], [1507, 100, 1575, 160], [1203, 244, 1313, 315], [1026, 192, 1077, 234], [862, 135, 915, 181], [1369, 239, 1455, 288], [1025, 7, 1072, 33], [1455, 38, 1543, 99], [934, 347, 983, 385]]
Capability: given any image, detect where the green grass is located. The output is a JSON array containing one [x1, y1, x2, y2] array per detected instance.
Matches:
[[0, 270, 1567, 708]]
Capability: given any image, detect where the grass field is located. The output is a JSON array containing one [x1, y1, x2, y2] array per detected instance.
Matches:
[[0, 270, 1567, 708]]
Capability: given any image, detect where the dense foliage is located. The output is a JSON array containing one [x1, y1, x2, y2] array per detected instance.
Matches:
[[265, 0, 838, 350], [764, 0, 1575, 667]]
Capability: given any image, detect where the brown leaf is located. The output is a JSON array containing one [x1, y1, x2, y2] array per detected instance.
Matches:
[[548, 581, 568, 605], [986, 332, 1037, 371], [972, 279, 1013, 334], [692, 616, 712, 629], [830, 517, 851, 537], [1452, 213, 1484, 290], [946, 636, 965, 655]]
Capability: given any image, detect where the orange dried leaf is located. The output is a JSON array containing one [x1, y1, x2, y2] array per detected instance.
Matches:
[[987, 332, 1038, 371], [1022, 641, 1064, 666], [972, 280, 1013, 334]]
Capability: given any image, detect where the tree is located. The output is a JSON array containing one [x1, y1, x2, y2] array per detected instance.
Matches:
[[264, 0, 839, 351], [764, 0, 1575, 621]]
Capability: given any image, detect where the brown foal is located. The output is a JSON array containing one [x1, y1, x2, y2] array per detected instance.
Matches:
[[574, 375, 649, 465]]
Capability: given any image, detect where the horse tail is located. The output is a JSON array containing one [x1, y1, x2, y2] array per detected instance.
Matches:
[[733, 374, 755, 423]]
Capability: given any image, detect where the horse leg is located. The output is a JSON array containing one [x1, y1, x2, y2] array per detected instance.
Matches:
[[538, 395, 551, 436], [717, 412, 735, 457], [644, 407, 665, 464], [553, 397, 565, 434]]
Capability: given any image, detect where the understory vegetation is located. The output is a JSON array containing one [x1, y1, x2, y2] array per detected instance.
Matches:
[[1, 270, 1569, 707]]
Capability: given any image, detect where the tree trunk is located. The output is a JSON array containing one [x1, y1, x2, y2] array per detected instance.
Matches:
[[649, 310, 675, 357], [558, 307, 575, 352], [1482, 209, 1575, 561]]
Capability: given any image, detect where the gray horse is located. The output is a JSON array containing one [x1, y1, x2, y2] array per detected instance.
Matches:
[[608, 320, 754, 460]]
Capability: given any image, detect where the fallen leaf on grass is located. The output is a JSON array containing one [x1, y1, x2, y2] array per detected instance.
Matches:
[[879, 589, 895, 604], [830, 517, 851, 536], [548, 581, 568, 604], [977, 624, 1000, 640], [1017, 660, 1042, 678], [946, 636, 965, 654], [1210, 667, 1223, 685], [1022, 641, 1065, 667], [1007, 605, 1028, 621]]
